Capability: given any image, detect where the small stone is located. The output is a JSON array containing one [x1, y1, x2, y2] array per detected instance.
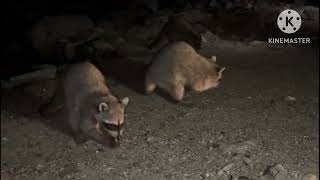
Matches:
[[207, 140, 220, 150], [285, 96, 296, 102], [66, 174, 72, 179], [243, 157, 254, 167], [269, 164, 287, 176], [206, 172, 214, 177], [36, 164, 44, 170], [201, 36, 208, 43], [217, 163, 234, 176], [184, 173, 190, 177], [147, 137, 154, 142], [222, 140, 257, 155], [260, 164, 291, 180], [106, 167, 113, 173]]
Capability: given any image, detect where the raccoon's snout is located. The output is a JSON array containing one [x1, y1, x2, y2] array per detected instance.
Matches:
[[107, 130, 121, 138], [102, 122, 124, 139], [104, 129, 122, 144], [102, 122, 125, 131]]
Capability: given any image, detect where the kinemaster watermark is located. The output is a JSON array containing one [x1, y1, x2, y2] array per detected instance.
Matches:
[[268, 9, 311, 44]]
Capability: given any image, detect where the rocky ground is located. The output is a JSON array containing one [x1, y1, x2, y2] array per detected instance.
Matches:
[[1, 39, 319, 180]]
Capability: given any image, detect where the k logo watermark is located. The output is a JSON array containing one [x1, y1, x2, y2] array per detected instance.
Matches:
[[277, 9, 302, 34], [268, 9, 311, 44]]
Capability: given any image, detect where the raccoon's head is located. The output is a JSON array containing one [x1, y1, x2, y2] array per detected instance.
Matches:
[[94, 97, 129, 143], [207, 56, 226, 88]]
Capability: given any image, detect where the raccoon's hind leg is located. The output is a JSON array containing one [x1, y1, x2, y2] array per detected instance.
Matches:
[[39, 78, 64, 117], [39, 94, 64, 117], [68, 110, 87, 144], [169, 83, 185, 102], [145, 76, 157, 94], [191, 79, 210, 92]]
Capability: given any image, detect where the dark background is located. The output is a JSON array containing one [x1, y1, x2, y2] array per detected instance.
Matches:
[[2, 0, 319, 78]]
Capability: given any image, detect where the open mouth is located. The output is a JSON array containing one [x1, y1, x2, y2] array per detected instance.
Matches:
[[101, 122, 124, 138], [101, 122, 123, 131]]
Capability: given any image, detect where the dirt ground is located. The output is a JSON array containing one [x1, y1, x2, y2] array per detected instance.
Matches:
[[1, 40, 319, 180]]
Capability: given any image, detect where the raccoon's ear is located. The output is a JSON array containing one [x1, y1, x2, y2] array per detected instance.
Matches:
[[214, 64, 226, 73], [210, 56, 217, 63], [219, 67, 226, 73], [99, 102, 108, 112], [218, 67, 226, 78], [121, 97, 129, 107]]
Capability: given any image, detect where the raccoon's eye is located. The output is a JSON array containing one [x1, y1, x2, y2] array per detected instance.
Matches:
[[102, 122, 125, 131]]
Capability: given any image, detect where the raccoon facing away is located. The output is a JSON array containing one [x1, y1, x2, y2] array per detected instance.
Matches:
[[146, 41, 226, 101], [42, 62, 129, 146]]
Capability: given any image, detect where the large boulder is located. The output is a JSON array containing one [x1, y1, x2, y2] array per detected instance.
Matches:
[[148, 12, 207, 51], [30, 15, 95, 63]]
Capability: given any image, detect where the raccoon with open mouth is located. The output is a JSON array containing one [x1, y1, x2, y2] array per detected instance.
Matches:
[[41, 62, 129, 146], [145, 41, 226, 102]]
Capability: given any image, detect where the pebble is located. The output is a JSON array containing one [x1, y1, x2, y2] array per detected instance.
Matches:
[[222, 140, 257, 155], [285, 96, 297, 102], [257, 164, 318, 180], [66, 174, 72, 179], [36, 164, 44, 170], [217, 163, 234, 176], [243, 157, 253, 167], [269, 164, 287, 176], [147, 137, 154, 142], [205, 172, 215, 177]]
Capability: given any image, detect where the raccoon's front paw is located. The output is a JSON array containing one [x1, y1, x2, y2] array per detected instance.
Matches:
[[108, 137, 120, 148], [96, 136, 120, 148]]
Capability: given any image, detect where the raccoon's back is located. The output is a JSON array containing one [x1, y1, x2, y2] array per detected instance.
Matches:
[[64, 62, 109, 96], [148, 41, 202, 78]]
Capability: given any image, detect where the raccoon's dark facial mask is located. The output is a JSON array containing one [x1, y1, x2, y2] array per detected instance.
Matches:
[[101, 122, 125, 131], [95, 116, 125, 133], [94, 97, 129, 140], [94, 110, 123, 142]]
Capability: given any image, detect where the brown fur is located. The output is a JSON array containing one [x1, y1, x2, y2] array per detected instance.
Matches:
[[146, 41, 225, 101], [41, 62, 129, 145]]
